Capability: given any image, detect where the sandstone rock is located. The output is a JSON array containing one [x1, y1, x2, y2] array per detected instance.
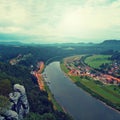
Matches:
[[13, 84, 29, 115], [0, 84, 29, 120], [4, 110, 18, 120]]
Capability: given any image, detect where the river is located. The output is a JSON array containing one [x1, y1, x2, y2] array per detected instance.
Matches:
[[44, 61, 120, 120]]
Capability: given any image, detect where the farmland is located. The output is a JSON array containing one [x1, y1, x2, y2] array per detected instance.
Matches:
[[84, 55, 111, 69]]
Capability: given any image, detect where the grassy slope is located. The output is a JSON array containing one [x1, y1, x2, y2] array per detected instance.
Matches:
[[71, 76, 120, 104], [70, 76, 120, 110], [45, 84, 63, 112], [60, 62, 69, 73], [85, 55, 111, 68]]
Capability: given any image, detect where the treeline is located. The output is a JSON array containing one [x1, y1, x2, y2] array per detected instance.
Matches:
[[110, 51, 120, 61], [101, 50, 120, 61], [0, 44, 109, 67]]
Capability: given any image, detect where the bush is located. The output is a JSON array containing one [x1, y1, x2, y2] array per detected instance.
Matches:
[[0, 95, 10, 114], [0, 79, 12, 97]]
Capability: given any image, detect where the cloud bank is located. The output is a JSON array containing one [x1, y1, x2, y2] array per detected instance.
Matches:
[[0, 0, 120, 43]]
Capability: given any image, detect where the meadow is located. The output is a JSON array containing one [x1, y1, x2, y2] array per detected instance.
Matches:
[[70, 76, 120, 110], [84, 55, 111, 69]]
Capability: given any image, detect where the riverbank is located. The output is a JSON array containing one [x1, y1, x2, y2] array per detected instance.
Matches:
[[45, 61, 120, 120], [43, 63, 73, 120], [34, 62, 45, 90], [44, 84, 64, 112], [60, 61, 120, 112], [33, 61, 64, 112]]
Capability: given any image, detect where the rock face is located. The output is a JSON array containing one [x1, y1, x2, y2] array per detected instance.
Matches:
[[0, 84, 29, 120]]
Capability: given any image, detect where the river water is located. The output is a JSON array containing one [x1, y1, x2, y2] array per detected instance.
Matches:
[[44, 61, 120, 120]]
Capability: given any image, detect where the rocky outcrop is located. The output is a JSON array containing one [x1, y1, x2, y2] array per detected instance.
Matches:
[[0, 84, 29, 120]]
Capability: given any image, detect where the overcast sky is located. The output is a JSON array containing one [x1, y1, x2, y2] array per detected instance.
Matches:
[[0, 0, 120, 43]]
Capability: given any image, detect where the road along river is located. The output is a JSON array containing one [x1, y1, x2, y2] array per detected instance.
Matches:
[[44, 61, 120, 120]]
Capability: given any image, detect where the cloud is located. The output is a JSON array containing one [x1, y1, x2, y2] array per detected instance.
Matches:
[[0, 26, 23, 33], [0, 1, 29, 25], [0, 0, 120, 43]]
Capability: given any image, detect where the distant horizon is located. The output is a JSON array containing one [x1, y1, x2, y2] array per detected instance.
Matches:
[[0, 0, 120, 43], [0, 39, 120, 45]]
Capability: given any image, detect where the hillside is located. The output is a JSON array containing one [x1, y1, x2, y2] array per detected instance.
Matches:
[[100, 40, 120, 45], [0, 61, 72, 120], [98, 40, 120, 50]]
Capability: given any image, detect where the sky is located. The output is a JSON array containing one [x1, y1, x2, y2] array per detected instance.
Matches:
[[0, 0, 120, 44]]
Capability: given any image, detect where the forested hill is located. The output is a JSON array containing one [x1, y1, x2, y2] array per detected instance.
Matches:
[[1, 40, 120, 66], [0, 61, 72, 120], [100, 40, 120, 45], [99, 40, 120, 48]]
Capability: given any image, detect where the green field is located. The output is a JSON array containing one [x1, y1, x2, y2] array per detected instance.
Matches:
[[72, 76, 120, 103], [60, 62, 69, 73], [85, 55, 111, 69], [70, 76, 120, 110]]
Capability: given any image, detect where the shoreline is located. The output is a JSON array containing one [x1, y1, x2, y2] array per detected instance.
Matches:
[[43, 63, 74, 120], [60, 62, 120, 114]]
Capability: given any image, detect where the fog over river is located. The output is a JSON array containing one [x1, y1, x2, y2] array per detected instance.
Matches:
[[44, 61, 120, 120]]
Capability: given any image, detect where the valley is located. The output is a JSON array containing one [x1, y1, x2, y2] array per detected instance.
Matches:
[[0, 40, 120, 120]]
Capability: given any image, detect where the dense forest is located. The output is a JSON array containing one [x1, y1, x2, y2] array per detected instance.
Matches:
[[0, 45, 74, 119], [110, 51, 120, 61]]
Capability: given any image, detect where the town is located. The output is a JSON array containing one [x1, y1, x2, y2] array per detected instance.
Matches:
[[9, 53, 32, 65], [64, 56, 120, 85]]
